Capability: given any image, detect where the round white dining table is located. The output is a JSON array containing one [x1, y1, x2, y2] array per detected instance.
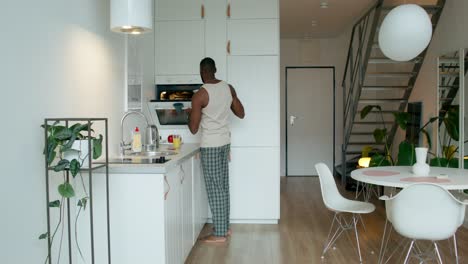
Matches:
[[352, 166, 468, 264], [351, 166, 468, 190]]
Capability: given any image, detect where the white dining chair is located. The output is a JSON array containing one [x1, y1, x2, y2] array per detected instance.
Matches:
[[315, 163, 376, 263], [380, 183, 467, 263]]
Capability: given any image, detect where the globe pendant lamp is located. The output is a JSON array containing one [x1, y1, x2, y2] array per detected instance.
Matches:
[[378, 4, 432, 61], [111, 0, 153, 34]]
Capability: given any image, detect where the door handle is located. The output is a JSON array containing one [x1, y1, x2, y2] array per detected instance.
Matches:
[[290, 115, 297, 126]]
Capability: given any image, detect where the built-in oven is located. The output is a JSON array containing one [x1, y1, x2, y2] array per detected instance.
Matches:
[[147, 84, 201, 128]]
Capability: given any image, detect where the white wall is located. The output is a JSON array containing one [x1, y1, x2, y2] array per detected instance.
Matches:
[[395, 0, 468, 226], [280, 31, 349, 176], [0, 1, 126, 262]]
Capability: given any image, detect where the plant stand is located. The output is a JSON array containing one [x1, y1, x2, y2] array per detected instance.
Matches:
[[43, 118, 110, 264]]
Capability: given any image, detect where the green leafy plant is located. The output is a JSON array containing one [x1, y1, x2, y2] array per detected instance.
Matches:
[[39, 121, 102, 264], [430, 105, 462, 168], [360, 105, 438, 167]]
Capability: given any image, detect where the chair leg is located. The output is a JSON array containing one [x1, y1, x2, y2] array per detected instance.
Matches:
[[322, 213, 344, 258], [453, 235, 459, 264], [434, 242, 443, 264], [378, 219, 393, 264], [403, 240, 414, 264], [355, 181, 360, 199], [353, 214, 363, 263]]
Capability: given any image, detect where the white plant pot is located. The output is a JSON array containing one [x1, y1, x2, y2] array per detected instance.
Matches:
[[412, 147, 430, 176], [63, 140, 92, 168]]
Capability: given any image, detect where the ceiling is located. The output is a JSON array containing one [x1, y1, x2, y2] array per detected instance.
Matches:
[[280, 0, 375, 39], [280, 0, 440, 39]]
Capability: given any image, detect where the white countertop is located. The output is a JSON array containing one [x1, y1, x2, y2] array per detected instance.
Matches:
[[100, 143, 200, 174]]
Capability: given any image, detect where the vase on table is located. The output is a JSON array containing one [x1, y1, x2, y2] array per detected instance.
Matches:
[[412, 147, 430, 176]]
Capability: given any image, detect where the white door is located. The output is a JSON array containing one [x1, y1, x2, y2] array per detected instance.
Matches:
[[229, 0, 278, 19], [227, 56, 280, 147], [155, 0, 204, 20], [227, 19, 279, 56], [286, 68, 334, 176], [155, 21, 205, 76]]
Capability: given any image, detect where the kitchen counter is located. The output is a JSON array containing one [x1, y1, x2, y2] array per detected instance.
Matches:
[[102, 143, 200, 174]]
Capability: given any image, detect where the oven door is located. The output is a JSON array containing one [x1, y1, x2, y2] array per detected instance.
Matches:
[[148, 101, 191, 127]]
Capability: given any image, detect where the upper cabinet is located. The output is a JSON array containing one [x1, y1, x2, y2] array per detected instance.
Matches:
[[155, 21, 205, 76], [227, 19, 279, 56], [228, 0, 279, 19], [155, 0, 205, 20]]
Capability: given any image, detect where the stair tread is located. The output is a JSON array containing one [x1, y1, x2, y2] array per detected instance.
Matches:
[[368, 58, 422, 64], [356, 110, 398, 114], [348, 142, 384, 145], [362, 85, 409, 88], [350, 132, 375, 135], [382, 5, 441, 14], [354, 121, 393, 124], [359, 98, 407, 101]]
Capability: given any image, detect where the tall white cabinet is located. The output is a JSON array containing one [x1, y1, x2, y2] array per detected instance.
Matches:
[[154, 0, 280, 222]]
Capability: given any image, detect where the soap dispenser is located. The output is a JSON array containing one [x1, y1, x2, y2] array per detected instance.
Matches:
[[132, 127, 142, 153]]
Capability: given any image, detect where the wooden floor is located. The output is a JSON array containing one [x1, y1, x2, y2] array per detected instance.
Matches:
[[186, 177, 468, 264]]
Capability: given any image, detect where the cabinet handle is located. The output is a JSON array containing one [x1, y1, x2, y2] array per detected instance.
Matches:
[[227, 40, 231, 55], [164, 176, 171, 200], [201, 4, 205, 19], [227, 3, 231, 18]]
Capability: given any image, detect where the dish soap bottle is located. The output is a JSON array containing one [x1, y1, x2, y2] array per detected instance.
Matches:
[[132, 127, 142, 153]]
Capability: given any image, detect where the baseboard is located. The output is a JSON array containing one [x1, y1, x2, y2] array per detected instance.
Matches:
[[207, 218, 279, 224]]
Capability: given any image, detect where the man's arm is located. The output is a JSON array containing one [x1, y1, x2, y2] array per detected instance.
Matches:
[[188, 88, 208, 134], [229, 85, 245, 119]]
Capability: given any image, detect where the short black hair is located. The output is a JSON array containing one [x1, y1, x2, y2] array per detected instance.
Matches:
[[200, 57, 216, 73]]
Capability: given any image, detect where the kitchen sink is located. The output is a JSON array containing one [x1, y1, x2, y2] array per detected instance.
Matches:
[[128, 150, 178, 157], [108, 157, 170, 164]]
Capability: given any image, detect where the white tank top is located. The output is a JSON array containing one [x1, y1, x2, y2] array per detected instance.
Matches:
[[200, 81, 233, 148]]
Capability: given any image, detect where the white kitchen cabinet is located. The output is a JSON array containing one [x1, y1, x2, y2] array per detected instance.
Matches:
[[229, 147, 280, 220], [108, 174, 167, 264], [205, 2, 228, 81], [204, 0, 228, 20], [155, 21, 205, 76], [164, 167, 182, 264], [103, 152, 205, 264], [155, 0, 205, 21], [227, 19, 279, 56], [180, 160, 194, 260], [227, 55, 280, 147], [192, 154, 208, 243], [229, 0, 279, 19]]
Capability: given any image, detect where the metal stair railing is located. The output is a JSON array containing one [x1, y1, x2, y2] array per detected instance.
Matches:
[[341, 0, 384, 184]]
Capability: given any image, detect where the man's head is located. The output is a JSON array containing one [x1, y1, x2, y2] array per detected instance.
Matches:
[[200, 57, 216, 83]]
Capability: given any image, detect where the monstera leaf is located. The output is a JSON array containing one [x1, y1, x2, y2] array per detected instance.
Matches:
[[396, 141, 415, 166]]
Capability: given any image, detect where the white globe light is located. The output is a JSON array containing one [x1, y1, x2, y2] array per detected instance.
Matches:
[[378, 4, 432, 61]]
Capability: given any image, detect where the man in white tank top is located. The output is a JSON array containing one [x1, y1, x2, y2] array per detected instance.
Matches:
[[189, 58, 245, 243]]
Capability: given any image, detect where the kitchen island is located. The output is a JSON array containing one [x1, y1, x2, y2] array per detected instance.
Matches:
[[94, 143, 208, 264]]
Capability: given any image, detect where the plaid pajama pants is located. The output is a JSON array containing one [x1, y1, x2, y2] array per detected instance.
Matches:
[[200, 144, 230, 237]]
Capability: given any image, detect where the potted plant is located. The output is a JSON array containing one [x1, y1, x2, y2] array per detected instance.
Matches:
[[39, 121, 103, 263], [360, 105, 438, 167]]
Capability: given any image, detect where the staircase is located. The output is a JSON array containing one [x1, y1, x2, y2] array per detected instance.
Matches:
[[340, 0, 446, 185]]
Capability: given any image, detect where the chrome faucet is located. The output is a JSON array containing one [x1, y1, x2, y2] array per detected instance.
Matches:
[[120, 111, 159, 155]]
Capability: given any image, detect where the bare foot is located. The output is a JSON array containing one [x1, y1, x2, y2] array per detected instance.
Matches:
[[212, 228, 232, 236], [200, 235, 227, 243]]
